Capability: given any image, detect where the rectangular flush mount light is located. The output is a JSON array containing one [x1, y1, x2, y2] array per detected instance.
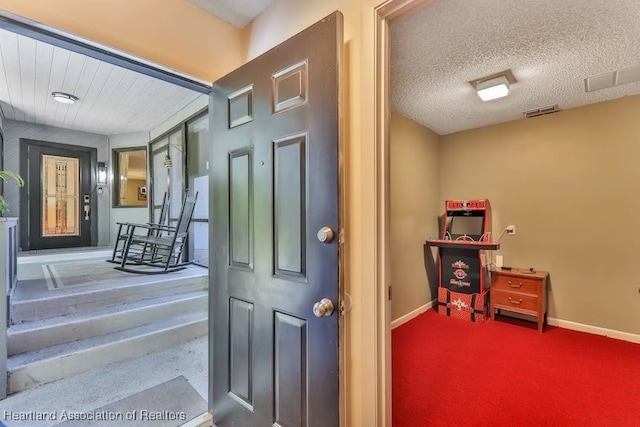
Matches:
[[475, 75, 510, 101]]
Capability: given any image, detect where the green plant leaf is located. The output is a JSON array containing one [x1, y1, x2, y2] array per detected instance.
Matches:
[[0, 170, 24, 187]]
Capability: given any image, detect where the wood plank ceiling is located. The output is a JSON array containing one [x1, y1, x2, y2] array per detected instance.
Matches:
[[0, 28, 203, 136]]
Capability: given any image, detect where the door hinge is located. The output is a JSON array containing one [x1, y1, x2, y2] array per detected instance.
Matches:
[[388, 286, 392, 301], [339, 292, 352, 316]]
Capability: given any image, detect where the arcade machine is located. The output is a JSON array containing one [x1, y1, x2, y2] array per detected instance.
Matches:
[[425, 199, 499, 323]]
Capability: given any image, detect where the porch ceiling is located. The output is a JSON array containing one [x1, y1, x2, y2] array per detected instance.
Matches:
[[0, 27, 202, 136]]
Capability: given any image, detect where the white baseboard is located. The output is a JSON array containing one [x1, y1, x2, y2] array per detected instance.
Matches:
[[391, 300, 436, 330], [547, 316, 640, 344], [389, 300, 640, 344]]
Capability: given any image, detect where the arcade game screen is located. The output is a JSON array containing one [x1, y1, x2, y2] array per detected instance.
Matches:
[[448, 214, 484, 239]]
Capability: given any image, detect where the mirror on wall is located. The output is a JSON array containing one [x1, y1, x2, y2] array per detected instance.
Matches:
[[112, 147, 148, 208]]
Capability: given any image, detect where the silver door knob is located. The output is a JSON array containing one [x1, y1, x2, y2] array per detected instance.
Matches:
[[317, 226, 334, 243], [313, 298, 334, 317]]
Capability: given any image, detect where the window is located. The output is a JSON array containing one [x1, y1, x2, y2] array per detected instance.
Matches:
[[112, 147, 148, 207]]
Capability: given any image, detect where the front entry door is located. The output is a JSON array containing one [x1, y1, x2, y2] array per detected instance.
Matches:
[[21, 140, 95, 250], [210, 12, 342, 427]]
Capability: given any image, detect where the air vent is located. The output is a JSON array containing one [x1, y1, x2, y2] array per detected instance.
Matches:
[[585, 64, 640, 92], [522, 104, 560, 118]]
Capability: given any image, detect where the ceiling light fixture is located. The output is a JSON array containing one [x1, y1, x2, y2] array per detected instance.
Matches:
[[475, 76, 510, 101], [52, 92, 78, 104], [470, 70, 517, 102]]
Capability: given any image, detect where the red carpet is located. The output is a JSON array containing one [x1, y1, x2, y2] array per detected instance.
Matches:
[[392, 310, 640, 427]]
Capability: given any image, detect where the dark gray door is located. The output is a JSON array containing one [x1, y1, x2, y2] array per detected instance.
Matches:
[[210, 12, 342, 427], [21, 140, 95, 250]]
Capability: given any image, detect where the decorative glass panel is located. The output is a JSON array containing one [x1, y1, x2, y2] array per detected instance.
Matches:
[[42, 154, 79, 237]]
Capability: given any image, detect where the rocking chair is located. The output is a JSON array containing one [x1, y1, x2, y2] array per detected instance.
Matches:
[[108, 191, 170, 264], [115, 191, 198, 274]]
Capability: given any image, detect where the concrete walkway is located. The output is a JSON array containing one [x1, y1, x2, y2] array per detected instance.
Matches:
[[0, 248, 209, 426], [0, 336, 208, 427]]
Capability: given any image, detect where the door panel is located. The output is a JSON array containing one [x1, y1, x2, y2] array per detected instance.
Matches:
[[210, 12, 342, 427], [23, 142, 94, 250]]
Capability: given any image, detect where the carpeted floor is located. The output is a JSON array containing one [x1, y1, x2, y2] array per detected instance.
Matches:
[[392, 309, 640, 427]]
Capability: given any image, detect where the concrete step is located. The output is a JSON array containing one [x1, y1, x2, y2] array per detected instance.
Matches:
[[7, 290, 208, 356], [10, 274, 208, 324], [7, 312, 208, 395]]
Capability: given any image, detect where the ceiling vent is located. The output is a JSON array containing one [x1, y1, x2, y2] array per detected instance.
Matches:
[[585, 64, 640, 92], [522, 104, 560, 118]]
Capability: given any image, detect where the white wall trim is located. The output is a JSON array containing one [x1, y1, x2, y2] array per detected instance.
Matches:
[[391, 299, 436, 330], [547, 316, 640, 344]]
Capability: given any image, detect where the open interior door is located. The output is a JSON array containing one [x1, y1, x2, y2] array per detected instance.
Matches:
[[209, 11, 343, 427]]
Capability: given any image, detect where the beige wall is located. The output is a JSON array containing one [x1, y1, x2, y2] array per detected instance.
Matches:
[[389, 112, 440, 320], [440, 96, 640, 335], [0, 0, 244, 82], [389, 97, 640, 337]]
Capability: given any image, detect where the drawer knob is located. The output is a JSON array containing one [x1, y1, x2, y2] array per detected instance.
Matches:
[[508, 297, 523, 305], [508, 281, 522, 288]]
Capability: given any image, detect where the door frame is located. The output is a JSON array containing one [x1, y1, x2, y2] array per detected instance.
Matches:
[[370, 0, 434, 425], [19, 138, 98, 251], [147, 107, 209, 263]]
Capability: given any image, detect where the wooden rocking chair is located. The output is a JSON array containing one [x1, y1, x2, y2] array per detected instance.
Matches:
[[115, 191, 198, 274], [108, 191, 170, 264]]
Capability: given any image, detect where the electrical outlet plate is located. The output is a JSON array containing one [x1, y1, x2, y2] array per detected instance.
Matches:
[[506, 225, 516, 235]]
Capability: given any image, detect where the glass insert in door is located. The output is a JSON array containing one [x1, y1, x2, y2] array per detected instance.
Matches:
[[42, 154, 80, 237]]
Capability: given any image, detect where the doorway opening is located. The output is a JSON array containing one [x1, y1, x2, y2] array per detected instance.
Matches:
[[20, 138, 97, 251], [0, 12, 211, 413]]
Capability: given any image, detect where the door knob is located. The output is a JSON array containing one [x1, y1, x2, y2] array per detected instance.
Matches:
[[316, 226, 334, 243], [313, 298, 334, 317]]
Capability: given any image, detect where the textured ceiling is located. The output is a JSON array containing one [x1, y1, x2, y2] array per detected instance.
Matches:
[[187, 0, 275, 28], [0, 28, 201, 136], [390, 0, 640, 135]]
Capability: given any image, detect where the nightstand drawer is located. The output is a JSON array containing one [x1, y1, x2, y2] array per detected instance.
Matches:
[[492, 290, 538, 312], [490, 268, 549, 332], [492, 275, 540, 294]]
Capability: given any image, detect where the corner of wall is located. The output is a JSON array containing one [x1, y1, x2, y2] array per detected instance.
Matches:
[[149, 95, 208, 140]]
